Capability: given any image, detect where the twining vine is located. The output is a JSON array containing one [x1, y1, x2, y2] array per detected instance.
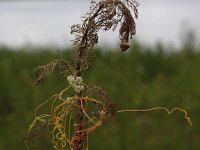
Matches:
[[24, 0, 192, 150]]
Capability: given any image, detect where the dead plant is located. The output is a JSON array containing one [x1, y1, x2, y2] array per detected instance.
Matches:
[[24, 0, 192, 150]]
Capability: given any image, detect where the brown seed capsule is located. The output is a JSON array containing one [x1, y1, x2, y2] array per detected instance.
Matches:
[[120, 41, 130, 52]]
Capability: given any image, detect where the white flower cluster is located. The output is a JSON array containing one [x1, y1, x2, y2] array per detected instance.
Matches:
[[67, 75, 84, 93], [67, 97, 72, 101]]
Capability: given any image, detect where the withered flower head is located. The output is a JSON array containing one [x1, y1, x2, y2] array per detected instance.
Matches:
[[71, 0, 139, 69]]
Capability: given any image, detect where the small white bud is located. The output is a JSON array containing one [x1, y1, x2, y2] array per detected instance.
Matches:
[[100, 110, 106, 117], [76, 77, 82, 84], [67, 76, 71, 81], [67, 97, 71, 101], [67, 75, 75, 82], [70, 79, 76, 85], [80, 85, 84, 90], [74, 86, 81, 93]]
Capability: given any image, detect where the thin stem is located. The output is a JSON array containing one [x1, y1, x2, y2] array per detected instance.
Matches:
[[117, 107, 192, 126]]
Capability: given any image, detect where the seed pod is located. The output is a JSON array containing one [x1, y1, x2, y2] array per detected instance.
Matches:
[[76, 77, 83, 84], [120, 41, 130, 52], [99, 110, 106, 118]]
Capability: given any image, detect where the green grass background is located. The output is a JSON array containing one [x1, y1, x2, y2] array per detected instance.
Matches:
[[0, 40, 200, 149]]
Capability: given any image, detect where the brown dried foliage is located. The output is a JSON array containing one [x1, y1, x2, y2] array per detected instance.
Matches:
[[83, 84, 116, 116], [71, 0, 139, 73], [34, 59, 74, 85]]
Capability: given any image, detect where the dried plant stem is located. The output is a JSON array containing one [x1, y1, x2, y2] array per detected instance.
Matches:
[[72, 2, 105, 149], [72, 42, 85, 150]]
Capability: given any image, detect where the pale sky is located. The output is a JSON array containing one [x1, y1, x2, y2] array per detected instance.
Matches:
[[0, 0, 199, 48]]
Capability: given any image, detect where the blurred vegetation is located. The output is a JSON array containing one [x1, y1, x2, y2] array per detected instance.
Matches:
[[0, 40, 200, 150]]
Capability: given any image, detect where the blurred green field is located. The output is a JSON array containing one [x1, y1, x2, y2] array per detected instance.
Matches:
[[0, 42, 200, 150]]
